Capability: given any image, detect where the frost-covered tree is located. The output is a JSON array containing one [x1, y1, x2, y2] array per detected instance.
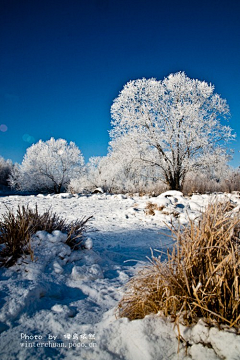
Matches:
[[10, 138, 84, 193], [107, 134, 165, 193], [69, 141, 166, 195], [0, 156, 13, 188], [110, 72, 235, 190], [69, 155, 121, 193], [69, 156, 106, 193]]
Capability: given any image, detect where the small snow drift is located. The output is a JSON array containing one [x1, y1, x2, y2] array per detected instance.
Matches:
[[159, 190, 183, 198], [92, 187, 104, 194]]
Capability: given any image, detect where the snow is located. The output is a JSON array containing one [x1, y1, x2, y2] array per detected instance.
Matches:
[[159, 190, 184, 197], [0, 192, 239, 360], [84, 237, 93, 250], [175, 321, 240, 360]]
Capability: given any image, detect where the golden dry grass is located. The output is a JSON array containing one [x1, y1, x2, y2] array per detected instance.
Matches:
[[118, 201, 240, 330]]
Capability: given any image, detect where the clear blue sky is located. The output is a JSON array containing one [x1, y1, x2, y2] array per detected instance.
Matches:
[[0, 0, 239, 167]]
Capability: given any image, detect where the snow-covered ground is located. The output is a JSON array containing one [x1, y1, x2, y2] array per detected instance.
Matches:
[[0, 191, 239, 360]]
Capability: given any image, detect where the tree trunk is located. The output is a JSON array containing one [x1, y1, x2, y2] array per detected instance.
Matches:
[[166, 170, 182, 191], [54, 184, 62, 194]]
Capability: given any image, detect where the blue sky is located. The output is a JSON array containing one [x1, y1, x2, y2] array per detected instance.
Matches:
[[0, 0, 239, 167]]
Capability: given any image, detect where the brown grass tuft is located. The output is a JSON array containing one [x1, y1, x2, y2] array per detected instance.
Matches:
[[0, 205, 92, 267], [118, 201, 240, 330], [145, 202, 165, 216]]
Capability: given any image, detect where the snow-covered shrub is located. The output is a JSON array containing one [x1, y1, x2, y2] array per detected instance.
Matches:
[[118, 201, 240, 330], [0, 205, 92, 267], [183, 167, 240, 195], [69, 156, 111, 194], [225, 168, 240, 192], [69, 151, 168, 195], [9, 138, 84, 194]]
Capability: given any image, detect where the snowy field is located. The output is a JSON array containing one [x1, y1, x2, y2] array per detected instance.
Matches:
[[0, 191, 239, 360]]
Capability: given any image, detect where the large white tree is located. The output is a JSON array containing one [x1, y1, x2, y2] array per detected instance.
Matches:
[[110, 72, 235, 190], [10, 138, 84, 193]]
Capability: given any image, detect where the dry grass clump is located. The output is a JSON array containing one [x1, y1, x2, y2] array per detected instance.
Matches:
[[65, 217, 92, 249], [145, 202, 179, 217], [118, 201, 240, 330], [145, 202, 165, 215], [0, 205, 92, 267]]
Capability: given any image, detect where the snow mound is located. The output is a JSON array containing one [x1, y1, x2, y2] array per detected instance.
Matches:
[[84, 237, 93, 250], [175, 320, 240, 360], [71, 264, 104, 281], [148, 196, 171, 207], [159, 190, 183, 197], [92, 187, 104, 194]]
